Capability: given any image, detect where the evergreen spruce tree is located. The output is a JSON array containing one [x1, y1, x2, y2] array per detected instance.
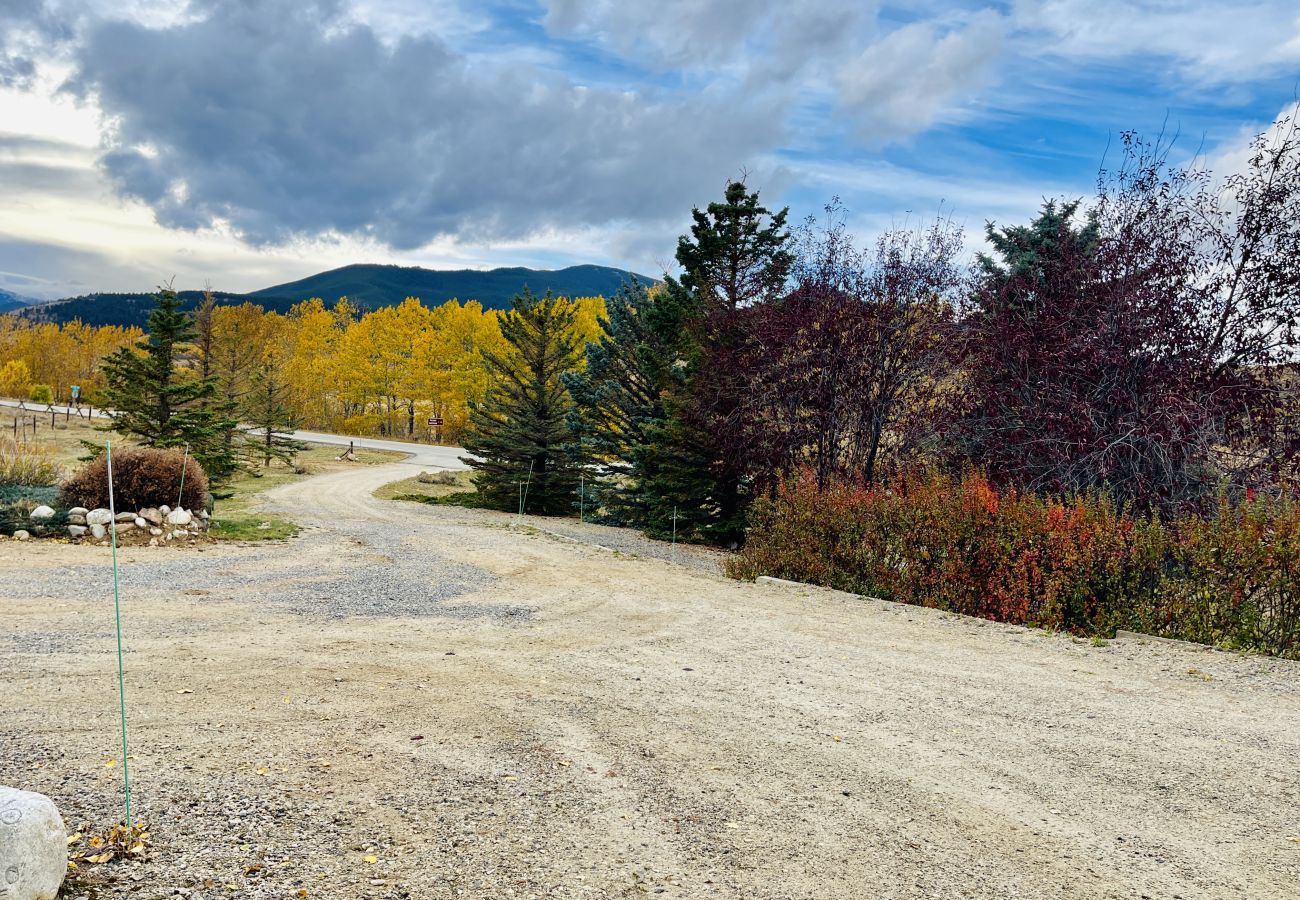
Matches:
[[98, 287, 240, 488], [247, 349, 305, 468], [639, 181, 793, 544], [461, 289, 583, 514], [564, 280, 667, 525]]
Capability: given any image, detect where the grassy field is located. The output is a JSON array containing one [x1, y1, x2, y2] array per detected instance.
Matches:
[[372, 467, 475, 502], [1, 408, 404, 541]]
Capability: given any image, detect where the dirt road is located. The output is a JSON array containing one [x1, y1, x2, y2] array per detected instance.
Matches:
[[2, 462, 1298, 899]]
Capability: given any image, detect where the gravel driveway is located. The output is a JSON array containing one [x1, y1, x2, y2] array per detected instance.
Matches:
[[1, 462, 1298, 899]]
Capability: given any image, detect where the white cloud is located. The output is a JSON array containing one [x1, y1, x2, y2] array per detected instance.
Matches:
[[836, 10, 1006, 139], [1012, 0, 1300, 81]]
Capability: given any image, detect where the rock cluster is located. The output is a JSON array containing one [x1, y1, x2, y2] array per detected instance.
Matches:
[[15, 503, 210, 545]]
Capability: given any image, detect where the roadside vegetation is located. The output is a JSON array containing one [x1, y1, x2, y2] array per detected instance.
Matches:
[[3, 112, 1298, 656], [0, 408, 399, 542]]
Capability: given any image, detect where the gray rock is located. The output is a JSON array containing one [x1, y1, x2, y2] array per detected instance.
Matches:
[[28, 506, 55, 521], [148, 537, 158, 547], [114, 522, 134, 533], [149, 527, 162, 536], [159, 504, 171, 515], [85, 509, 113, 526], [0, 785, 67, 900], [166, 508, 193, 526], [134, 517, 147, 528], [67, 514, 86, 526], [114, 511, 136, 523], [67, 525, 86, 538], [198, 509, 210, 520], [140, 508, 163, 526], [67, 507, 88, 517], [89, 524, 107, 540], [12, 530, 30, 541]]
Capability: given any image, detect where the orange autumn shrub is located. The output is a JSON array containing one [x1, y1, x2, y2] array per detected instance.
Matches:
[[729, 469, 1299, 658]]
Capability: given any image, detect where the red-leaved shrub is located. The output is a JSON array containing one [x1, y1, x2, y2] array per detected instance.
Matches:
[[729, 469, 1299, 658], [61, 447, 209, 513]]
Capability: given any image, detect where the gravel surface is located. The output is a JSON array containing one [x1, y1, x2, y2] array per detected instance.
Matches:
[[1, 461, 1298, 899]]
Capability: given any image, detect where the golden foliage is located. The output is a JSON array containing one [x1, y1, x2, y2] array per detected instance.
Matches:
[[0, 294, 604, 445]]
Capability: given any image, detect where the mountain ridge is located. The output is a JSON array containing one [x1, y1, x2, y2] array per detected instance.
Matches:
[[17, 262, 656, 328]]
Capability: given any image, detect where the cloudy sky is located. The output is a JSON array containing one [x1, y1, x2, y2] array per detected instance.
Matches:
[[2, 0, 1298, 300]]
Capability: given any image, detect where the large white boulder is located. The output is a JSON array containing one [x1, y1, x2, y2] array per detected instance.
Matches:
[[139, 508, 162, 526], [165, 508, 192, 526], [66, 525, 86, 538], [0, 786, 67, 900], [67, 507, 88, 517], [89, 524, 107, 540], [27, 506, 54, 521], [113, 511, 135, 524], [12, 530, 30, 541], [85, 509, 113, 526]]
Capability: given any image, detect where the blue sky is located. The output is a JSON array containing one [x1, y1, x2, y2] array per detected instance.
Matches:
[[0, 0, 1297, 298]]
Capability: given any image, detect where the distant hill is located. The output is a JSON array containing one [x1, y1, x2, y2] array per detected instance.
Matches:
[[18, 291, 301, 329], [0, 289, 39, 314], [249, 263, 654, 310], [23, 263, 655, 328]]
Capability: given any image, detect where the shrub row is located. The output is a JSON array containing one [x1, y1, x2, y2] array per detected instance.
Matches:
[[728, 470, 1300, 658]]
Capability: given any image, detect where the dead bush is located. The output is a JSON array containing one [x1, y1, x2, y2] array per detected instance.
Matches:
[[417, 470, 459, 486], [61, 447, 208, 512]]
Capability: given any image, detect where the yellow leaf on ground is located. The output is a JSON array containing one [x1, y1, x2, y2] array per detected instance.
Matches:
[[66, 834, 80, 844], [177, 688, 194, 694], [363, 855, 378, 864], [257, 767, 269, 775]]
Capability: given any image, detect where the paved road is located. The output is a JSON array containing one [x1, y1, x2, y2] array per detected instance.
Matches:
[[0, 397, 467, 469]]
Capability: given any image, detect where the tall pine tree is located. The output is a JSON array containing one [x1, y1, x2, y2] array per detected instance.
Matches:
[[564, 280, 667, 525], [99, 287, 239, 487], [246, 329, 305, 468], [640, 181, 793, 544], [461, 289, 583, 514]]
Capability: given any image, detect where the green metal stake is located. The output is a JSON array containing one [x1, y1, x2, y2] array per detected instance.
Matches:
[[175, 442, 189, 511], [106, 440, 133, 826], [579, 473, 584, 523]]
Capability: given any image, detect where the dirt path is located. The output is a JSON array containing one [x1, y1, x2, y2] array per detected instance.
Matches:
[[2, 462, 1298, 899]]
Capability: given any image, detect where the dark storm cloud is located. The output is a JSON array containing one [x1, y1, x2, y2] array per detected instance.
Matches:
[[66, 0, 783, 249]]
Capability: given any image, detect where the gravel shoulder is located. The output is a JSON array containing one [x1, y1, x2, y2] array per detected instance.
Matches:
[[1, 461, 1298, 899]]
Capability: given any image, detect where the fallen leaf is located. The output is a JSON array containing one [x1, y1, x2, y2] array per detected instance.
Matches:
[[176, 688, 194, 694], [363, 855, 378, 864], [66, 834, 80, 845], [558, 760, 571, 767], [257, 767, 269, 776], [103, 759, 115, 767]]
